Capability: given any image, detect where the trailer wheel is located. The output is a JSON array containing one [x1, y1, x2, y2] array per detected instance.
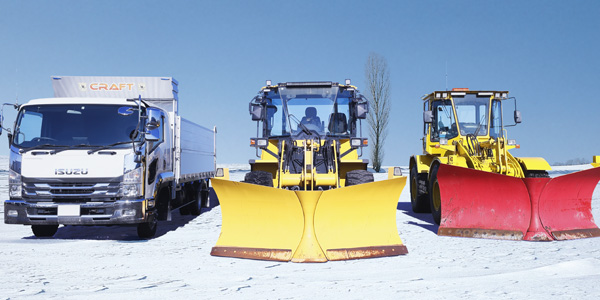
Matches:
[[31, 225, 58, 237], [243, 171, 274, 187], [428, 163, 442, 225], [345, 170, 374, 186], [410, 164, 430, 213], [137, 218, 157, 239]]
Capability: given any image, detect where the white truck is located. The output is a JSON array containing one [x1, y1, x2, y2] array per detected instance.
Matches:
[[3, 76, 217, 238]]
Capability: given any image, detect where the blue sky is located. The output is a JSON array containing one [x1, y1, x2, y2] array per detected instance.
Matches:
[[0, 0, 598, 165]]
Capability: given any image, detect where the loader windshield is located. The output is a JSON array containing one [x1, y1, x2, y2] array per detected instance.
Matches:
[[453, 94, 489, 136], [266, 86, 351, 137], [13, 104, 142, 149]]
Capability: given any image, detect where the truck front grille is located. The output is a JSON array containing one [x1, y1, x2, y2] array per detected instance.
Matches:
[[22, 180, 121, 200]]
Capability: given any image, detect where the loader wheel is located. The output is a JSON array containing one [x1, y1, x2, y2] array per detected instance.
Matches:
[[410, 165, 430, 213], [428, 164, 442, 225], [345, 170, 374, 186], [243, 171, 274, 187], [31, 225, 58, 237]]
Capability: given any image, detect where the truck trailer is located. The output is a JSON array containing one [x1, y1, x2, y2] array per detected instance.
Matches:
[[3, 76, 217, 238]]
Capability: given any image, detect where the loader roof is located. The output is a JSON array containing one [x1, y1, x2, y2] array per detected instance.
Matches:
[[424, 90, 509, 101]]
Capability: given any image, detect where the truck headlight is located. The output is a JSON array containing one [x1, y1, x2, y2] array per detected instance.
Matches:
[[122, 166, 143, 198], [9, 169, 22, 198]]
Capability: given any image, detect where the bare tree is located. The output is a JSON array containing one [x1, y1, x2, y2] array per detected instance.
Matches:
[[365, 52, 390, 172]]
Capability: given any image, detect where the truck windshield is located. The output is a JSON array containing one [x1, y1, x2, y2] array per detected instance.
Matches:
[[453, 94, 489, 136], [265, 86, 351, 137], [13, 104, 141, 149]]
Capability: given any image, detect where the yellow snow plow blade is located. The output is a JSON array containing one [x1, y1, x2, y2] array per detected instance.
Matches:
[[211, 177, 408, 262]]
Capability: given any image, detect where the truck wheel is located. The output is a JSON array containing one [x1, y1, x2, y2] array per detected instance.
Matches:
[[180, 185, 196, 215], [156, 188, 171, 221], [31, 225, 58, 237], [137, 219, 157, 239], [243, 171, 274, 187], [410, 164, 430, 213], [189, 181, 207, 216], [428, 163, 442, 225], [345, 170, 374, 186], [200, 180, 210, 209]]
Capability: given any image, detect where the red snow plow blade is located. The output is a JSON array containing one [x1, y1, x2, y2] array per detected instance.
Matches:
[[436, 164, 600, 241]]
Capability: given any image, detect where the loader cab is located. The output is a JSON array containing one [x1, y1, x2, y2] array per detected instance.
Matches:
[[423, 90, 509, 154], [250, 81, 367, 141]]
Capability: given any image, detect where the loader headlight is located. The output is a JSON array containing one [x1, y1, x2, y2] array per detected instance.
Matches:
[[440, 138, 448, 145], [250, 138, 268, 148], [507, 139, 517, 146], [122, 166, 143, 198], [351, 138, 368, 147], [9, 169, 22, 198]]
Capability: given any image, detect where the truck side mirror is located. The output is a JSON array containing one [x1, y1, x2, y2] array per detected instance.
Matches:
[[356, 102, 369, 119], [249, 104, 264, 121], [423, 111, 433, 123], [514, 110, 522, 124], [145, 108, 162, 141]]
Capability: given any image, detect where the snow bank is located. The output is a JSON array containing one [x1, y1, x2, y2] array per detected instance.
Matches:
[[1, 158, 599, 299]]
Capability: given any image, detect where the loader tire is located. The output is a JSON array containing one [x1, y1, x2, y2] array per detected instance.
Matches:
[[428, 163, 442, 225], [525, 171, 550, 178], [345, 170, 374, 186], [243, 171, 274, 187], [31, 225, 58, 237], [410, 164, 430, 213]]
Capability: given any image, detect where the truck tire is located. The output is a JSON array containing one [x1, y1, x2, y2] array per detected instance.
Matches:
[[189, 181, 208, 216], [428, 163, 442, 225], [243, 171, 273, 187], [31, 225, 58, 237], [156, 188, 170, 221], [200, 180, 210, 209], [410, 164, 430, 213], [345, 170, 374, 186], [137, 219, 157, 239]]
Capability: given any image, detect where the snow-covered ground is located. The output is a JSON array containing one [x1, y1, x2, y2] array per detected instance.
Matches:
[[1, 160, 599, 299]]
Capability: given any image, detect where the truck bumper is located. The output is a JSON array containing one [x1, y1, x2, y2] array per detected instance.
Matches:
[[4, 199, 148, 226]]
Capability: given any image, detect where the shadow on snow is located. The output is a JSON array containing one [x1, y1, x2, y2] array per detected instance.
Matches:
[[396, 201, 439, 235]]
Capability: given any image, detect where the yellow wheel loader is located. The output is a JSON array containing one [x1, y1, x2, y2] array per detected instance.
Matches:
[[211, 80, 407, 262], [411, 89, 600, 241]]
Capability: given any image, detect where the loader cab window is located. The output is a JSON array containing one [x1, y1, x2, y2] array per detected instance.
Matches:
[[453, 94, 489, 136], [266, 86, 352, 138], [490, 100, 502, 138], [431, 100, 457, 141]]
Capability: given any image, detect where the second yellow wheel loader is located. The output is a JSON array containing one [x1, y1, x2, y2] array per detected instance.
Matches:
[[411, 89, 600, 241], [211, 80, 407, 262]]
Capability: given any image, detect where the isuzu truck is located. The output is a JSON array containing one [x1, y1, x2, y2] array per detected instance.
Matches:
[[3, 76, 217, 238]]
